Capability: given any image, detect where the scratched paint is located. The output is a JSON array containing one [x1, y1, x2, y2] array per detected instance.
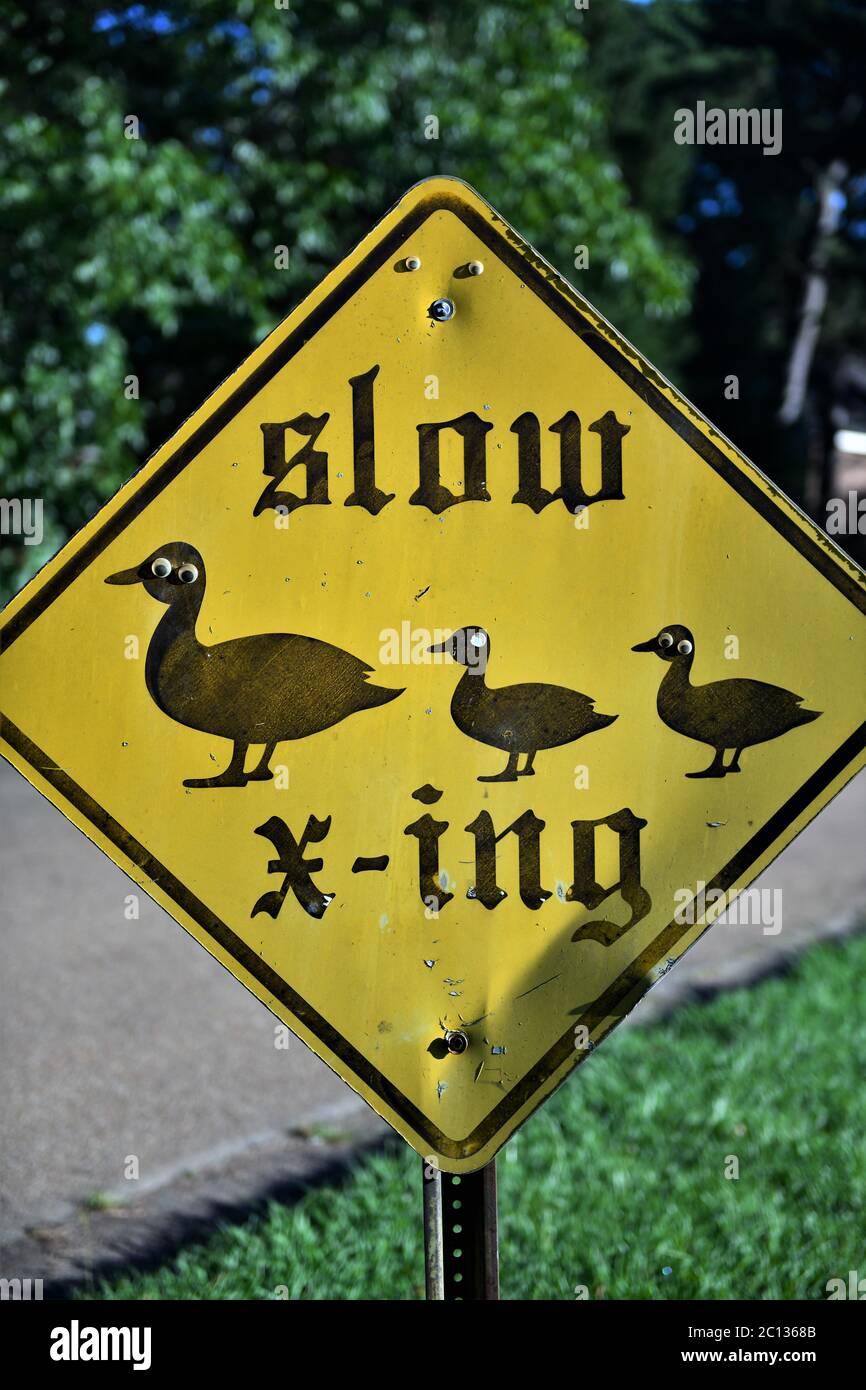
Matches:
[[1, 177, 864, 1172]]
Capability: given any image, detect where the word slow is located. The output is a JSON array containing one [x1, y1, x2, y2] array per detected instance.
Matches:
[[255, 363, 630, 517]]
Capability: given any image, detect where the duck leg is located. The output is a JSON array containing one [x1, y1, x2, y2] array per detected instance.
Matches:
[[184, 740, 250, 788], [478, 751, 520, 783], [246, 741, 278, 781], [685, 747, 727, 779], [727, 748, 743, 773], [518, 751, 536, 777]]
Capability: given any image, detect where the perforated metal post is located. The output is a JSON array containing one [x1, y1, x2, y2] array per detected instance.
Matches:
[[422, 1158, 499, 1300]]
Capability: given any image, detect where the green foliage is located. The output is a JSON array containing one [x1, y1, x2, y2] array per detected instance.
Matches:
[[79, 930, 866, 1300], [0, 0, 692, 603]]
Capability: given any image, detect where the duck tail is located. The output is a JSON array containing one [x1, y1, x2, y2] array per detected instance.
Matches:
[[363, 682, 405, 709], [594, 712, 618, 730], [796, 706, 821, 726]]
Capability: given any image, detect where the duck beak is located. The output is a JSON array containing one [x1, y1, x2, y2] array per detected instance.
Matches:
[[427, 640, 452, 656], [105, 565, 144, 585], [631, 637, 657, 652]]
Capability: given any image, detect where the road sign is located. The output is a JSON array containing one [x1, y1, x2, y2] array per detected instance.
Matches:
[[2, 177, 864, 1172]]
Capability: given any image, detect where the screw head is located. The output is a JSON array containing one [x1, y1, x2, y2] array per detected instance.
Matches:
[[445, 1029, 469, 1055], [467, 260, 484, 276], [430, 297, 455, 321], [404, 256, 421, 271]]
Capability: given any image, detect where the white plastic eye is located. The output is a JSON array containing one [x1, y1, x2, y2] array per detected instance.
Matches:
[[677, 639, 693, 655], [658, 631, 674, 649], [404, 256, 421, 271], [178, 563, 199, 584], [469, 632, 486, 648], [151, 557, 172, 578], [467, 260, 484, 276]]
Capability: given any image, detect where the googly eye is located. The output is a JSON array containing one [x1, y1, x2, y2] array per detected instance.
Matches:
[[658, 631, 674, 649], [178, 563, 199, 584], [469, 632, 486, 648], [677, 639, 693, 655], [151, 557, 172, 578]]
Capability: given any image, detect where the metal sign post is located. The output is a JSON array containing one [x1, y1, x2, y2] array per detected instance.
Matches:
[[423, 1159, 499, 1300]]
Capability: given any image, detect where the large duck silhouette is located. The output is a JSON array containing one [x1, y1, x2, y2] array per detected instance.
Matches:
[[428, 626, 617, 781], [106, 542, 403, 788], [632, 623, 821, 778]]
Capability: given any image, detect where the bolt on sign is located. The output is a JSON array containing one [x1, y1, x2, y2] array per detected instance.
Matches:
[[2, 177, 865, 1172]]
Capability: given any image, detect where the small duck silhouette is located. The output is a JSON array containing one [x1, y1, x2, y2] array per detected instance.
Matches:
[[632, 623, 821, 778], [106, 542, 404, 788], [428, 626, 617, 782]]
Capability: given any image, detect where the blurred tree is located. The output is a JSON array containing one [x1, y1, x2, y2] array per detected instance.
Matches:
[[0, 0, 692, 601], [585, 0, 866, 538]]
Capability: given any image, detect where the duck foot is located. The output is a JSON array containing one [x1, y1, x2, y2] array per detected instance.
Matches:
[[478, 752, 520, 782], [246, 767, 274, 782], [184, 771, 250, 788], [184, 742, 250, 788], [517, 753, 536, 777], [685, 749, 729, 779]]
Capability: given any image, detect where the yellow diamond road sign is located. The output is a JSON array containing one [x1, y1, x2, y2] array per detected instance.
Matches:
[[2, 177, 865, 1171]]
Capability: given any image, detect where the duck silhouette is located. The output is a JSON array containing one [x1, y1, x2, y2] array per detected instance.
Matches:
[[632, 623, 821, 778], [428, 626, 617, 782], [106, 542, 404, 788]]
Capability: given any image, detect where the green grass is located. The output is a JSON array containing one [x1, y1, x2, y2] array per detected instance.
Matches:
[[79, 931, 866, 1300], [81, 1192, 126, 1212]]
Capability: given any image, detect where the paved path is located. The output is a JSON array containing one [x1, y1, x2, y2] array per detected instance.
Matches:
[[1, 762, 865, 1253]]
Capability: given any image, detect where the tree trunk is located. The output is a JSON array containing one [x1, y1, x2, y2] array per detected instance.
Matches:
[[779, 160, 847, 427]]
